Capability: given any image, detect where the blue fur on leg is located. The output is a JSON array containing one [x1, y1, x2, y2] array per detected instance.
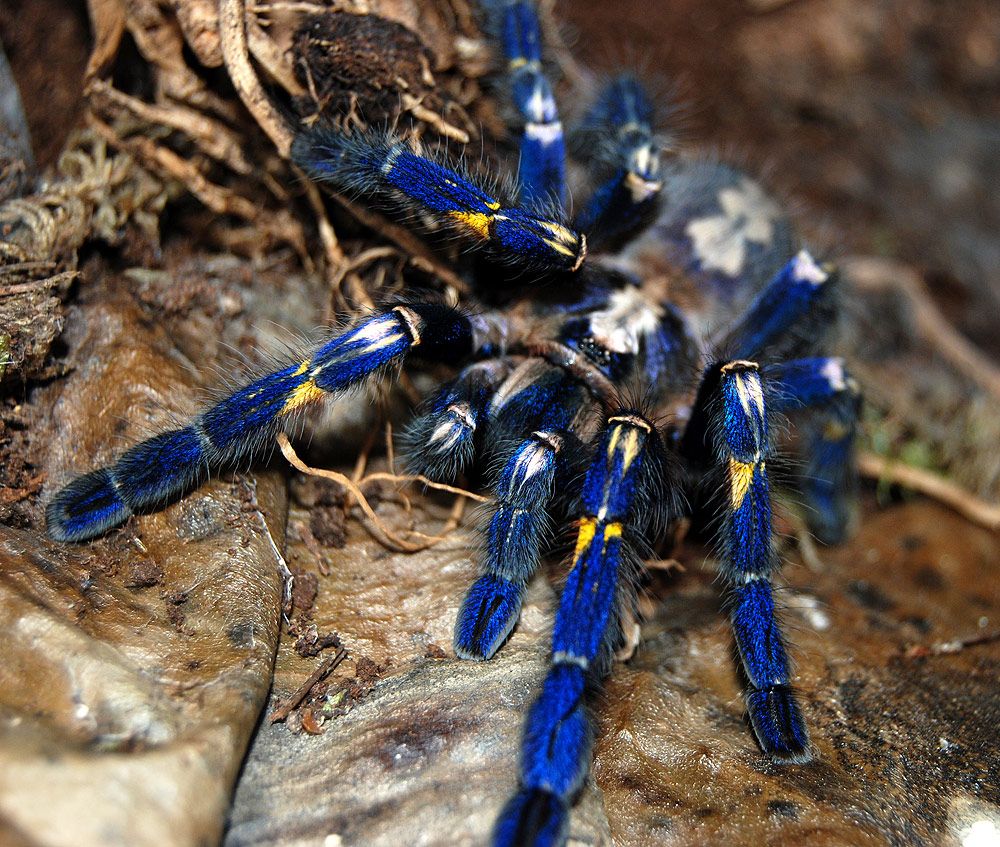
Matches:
[[493, 789, 567, 847], [114, 427, 207, 510], [573, 76, 663, 248], [46, 427, 208, 542], [726, 250, 832, 359], [455, 575, 524, 660], [746, 686, 811, 763], [731, 580, 789, 689], [46, 469, 129, 542], [802, 429, 855, 544], [405, 353, 512, 483], [47, 308, 449, 543], [293, 128, 583, 272], [454, 421, 573, 662], [499, 0, 566, 207], [521, 664, 589, 796], [551, 522, 623, 662], [714, 363, 811, 764]]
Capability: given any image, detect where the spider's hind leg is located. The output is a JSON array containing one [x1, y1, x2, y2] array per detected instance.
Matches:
[[684, 360, 811, 763], [573, 75, 664, 251], [770, 356, 861, 544], [494, 0, 567, 209], [717, 250, 858, 543], [721, 249, 836, 362]]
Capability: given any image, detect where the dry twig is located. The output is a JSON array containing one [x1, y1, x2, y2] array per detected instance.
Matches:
[[844, 256, 1000, 403], [858, 450, 1000, 532], [218, 0, 294, 157], [269, 645, 348, 722], [904, 629, 1000, 659]]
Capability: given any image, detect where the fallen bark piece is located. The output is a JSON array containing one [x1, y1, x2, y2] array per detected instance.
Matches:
[[0, 291, 288, 847]]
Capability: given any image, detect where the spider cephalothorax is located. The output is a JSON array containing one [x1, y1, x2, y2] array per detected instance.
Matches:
[[45, 2, 860, 845]]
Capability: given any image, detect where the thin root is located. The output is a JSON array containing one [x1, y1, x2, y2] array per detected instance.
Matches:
[[277, 433, 484, 554]]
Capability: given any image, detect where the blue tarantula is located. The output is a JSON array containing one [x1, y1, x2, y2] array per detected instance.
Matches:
[[46, 1, 860, 844]]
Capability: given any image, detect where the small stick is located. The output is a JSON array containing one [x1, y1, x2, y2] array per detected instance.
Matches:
[[845, 256, 1000, 403], [857, 451, 1000, 532], [362, 472, 489, 503], [904, 630, 1000, 659], [331, 194, 470, 295], [929, 630, 1000, 655], [0, 272, 78, 297], [270, 645, 348, 723], [401, 93, 470, 144]]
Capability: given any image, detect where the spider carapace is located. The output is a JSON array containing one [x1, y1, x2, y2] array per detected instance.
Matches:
[[46, 1, 860, 844]]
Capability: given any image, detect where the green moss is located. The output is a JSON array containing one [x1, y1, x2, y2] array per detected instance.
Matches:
[[0, 334, 10, 382]]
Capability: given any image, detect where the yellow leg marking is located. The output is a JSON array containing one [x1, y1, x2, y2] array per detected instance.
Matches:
[[620, 428, 641, 473], [574, 517, 598, 560], [282, 377, 326, 414], [449, 210, 493, 239], [822, 420, 850, 440], [539, 221, 577, 240], [729, 459, 756, 510], [606, 425, 621, 461], [601, 522, 622, 553]]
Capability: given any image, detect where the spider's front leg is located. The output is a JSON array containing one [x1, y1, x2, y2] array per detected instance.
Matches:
[[497, 0, 566, 208], [294, 128, 585, 273], [494, 411, 671, 847], [696, 359, 812, 762], [573, 76, 664, 250], [46, 304, 483, 542], [404, 358, 518, 482]]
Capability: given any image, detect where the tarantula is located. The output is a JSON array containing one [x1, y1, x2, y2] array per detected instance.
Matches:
[[46, 1, 861, 844]]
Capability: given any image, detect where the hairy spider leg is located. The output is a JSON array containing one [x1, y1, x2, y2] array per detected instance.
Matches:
[[770, 356, 861, 544], [455, 428, 564, 660], [573, 76, 664, 250], [293, 129, 585, 273], [405, 358, 517, 482], [497, 0, 567, 209], [716, 249, 857, 541], [708, 360, 811, 763], [454, 371, 588, 660], [47, 304, 479, 542], [494, 413, 664, 847], [722, 249, 835, 360]]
